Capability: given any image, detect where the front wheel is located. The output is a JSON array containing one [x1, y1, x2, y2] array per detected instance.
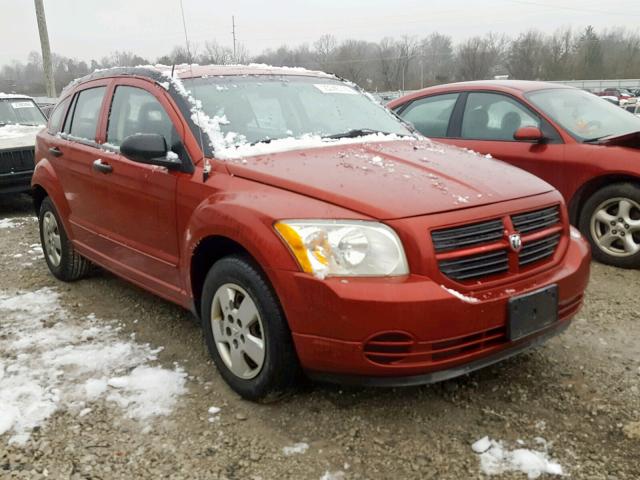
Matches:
[[579, 183, 640, 268], [201, 255, 299, 401]]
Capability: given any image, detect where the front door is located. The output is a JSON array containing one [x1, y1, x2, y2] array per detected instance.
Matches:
[[93, 81, 186, 300], [443, 91, 566, 189]]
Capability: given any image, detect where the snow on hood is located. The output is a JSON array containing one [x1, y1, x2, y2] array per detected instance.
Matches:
[[0, 124, 43, 149], [224, 139, 555, 220]]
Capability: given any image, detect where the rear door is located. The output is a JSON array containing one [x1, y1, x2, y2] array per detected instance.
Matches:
[[440, 91, 566, 188], [91, 79, 187, 300], [49, 81, 111, 250]]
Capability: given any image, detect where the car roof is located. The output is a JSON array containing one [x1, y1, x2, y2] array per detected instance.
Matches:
[[0, 92, 34, 100], [389, 80, 574, 107], [62, 63, 335, 95]]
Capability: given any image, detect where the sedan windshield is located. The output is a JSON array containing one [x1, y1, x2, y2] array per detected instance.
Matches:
[[182, 75, 411, 145], [0, 99, 47, 126], [526, 88, 640, 142]]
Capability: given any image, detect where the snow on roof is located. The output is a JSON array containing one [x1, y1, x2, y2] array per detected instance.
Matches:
[[0, 92, 33, 100]]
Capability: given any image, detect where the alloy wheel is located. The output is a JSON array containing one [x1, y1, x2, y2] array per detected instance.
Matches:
[[210, 283, 266, 380], [590, 197, 640, 257], [42, 211, 62, 267]]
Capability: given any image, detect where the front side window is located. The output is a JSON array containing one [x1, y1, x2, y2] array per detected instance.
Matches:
[[106, 86, 175, 147], [397, 93, 459, 137], [67, 87, 107, 141], [461, 92, 539, 141], [182, 76, 411, 146], [527, 88, 640, 142], [47, 97, 71, 135], [0, 98, 47, 126]]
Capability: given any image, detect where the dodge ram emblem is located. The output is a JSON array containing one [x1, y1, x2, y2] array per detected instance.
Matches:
[[509, 233, 523, 253]]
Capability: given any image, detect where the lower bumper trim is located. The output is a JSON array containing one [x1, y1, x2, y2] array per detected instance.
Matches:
[[306, 320, 570, 387]]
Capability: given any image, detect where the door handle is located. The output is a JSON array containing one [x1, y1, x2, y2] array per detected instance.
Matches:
[[93, 159, 113, 174], [49, 147, 63, 157]]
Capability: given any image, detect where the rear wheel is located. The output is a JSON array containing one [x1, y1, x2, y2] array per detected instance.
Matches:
[[201, 255, 299, 401], [579, 183, 640, 268], [39, 197, 92, 281]]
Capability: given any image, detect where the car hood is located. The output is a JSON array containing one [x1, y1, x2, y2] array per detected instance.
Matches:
[[598, 130, 640, 148], [0, 124, 43, 150], [224, 139, 555, 220]]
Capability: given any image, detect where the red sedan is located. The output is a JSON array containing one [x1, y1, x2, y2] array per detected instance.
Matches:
[[390, 81, 640, 268]]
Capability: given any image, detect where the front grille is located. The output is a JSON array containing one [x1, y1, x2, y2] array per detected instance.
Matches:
[[433, 204, 563, 283], [0, 147, 35, 175], [512, 206, 560, 234], [519, 233, 561, 267], [438, 250, 509, 281], [431, 219, 504, 252]]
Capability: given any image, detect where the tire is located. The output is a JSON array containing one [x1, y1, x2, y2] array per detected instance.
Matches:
[[578, 183, 640, 268], [201, 255, 299, 401], [38, 196, 92, 281]]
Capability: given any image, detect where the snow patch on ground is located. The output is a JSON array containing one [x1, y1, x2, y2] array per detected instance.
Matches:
[[441, 285, 480, 304], [320, 471, 346, 480], [283, 442, 309, 456], [472, 436, 564, 479], [0, 287, 187, 445]]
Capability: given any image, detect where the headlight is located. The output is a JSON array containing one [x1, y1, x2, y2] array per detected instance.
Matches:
[[274, 220, 409, 278]]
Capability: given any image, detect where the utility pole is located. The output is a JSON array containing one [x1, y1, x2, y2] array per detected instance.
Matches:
[[231, 16, 237, 62], [34, 0, 56, 98]]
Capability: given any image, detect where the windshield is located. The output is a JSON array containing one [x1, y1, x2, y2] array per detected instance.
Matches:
[[182, 75, 411, 145], [526, 88, 640, 142], [0, 98, 47, 126]]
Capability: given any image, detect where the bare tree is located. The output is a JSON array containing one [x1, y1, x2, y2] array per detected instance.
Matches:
[[506, 31, 547, 79], [420, 33, 454, 86], [456, 34, 507, 81]]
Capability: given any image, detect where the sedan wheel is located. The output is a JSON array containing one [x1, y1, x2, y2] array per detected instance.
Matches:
[[590, 197, 640, 258], [210, 283, 266, 380]]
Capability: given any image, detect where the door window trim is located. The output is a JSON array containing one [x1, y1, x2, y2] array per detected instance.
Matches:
[[61, 80, 112, 147], [395, 92, 465, 139], [100, 78, 194, 173], [453, 90, 564, 144]]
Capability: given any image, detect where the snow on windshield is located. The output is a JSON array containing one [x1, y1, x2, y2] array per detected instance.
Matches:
[[160, 67, 414, 160]]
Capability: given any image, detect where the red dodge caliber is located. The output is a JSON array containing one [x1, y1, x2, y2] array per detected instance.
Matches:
[[32, 66, 590, 400]]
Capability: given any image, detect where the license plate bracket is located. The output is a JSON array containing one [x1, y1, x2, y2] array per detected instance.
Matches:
[[508, 285, 558, 341]]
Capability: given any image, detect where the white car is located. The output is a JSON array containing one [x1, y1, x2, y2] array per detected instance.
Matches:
[[0, 93, 47, 195]]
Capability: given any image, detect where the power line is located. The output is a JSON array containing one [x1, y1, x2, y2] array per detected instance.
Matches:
[[502, 0, 640, 17]]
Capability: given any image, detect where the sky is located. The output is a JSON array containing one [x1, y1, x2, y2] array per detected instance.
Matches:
[[1, 0, 639, 66]]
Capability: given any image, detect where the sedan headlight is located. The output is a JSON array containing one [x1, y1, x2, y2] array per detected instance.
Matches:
[[274, 220, 409, 278]]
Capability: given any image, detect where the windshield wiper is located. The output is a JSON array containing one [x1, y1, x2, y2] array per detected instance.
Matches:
[[322, 128, 394, 140], [583, 134, 611, 143], [248, 138, 274, 146]]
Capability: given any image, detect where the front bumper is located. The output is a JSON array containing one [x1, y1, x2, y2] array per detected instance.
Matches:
[[270, 233, 590, 383], [0, 170, 33, 194]]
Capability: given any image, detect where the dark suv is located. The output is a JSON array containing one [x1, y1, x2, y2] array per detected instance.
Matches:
[[0, 94, 47, 195]]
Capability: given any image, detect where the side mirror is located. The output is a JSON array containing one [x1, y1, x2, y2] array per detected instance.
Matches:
[[513, 126, 545, 143], [120, 133, 182, 170]]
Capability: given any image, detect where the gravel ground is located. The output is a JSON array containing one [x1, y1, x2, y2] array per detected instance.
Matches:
[[1, 193, 639, 480]]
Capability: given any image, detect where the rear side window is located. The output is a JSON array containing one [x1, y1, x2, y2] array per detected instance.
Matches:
[[47, 97, 71, 135], [397, 94, 459, 137], [67, 87, 107, 141], [106, 86, 175, 147]]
